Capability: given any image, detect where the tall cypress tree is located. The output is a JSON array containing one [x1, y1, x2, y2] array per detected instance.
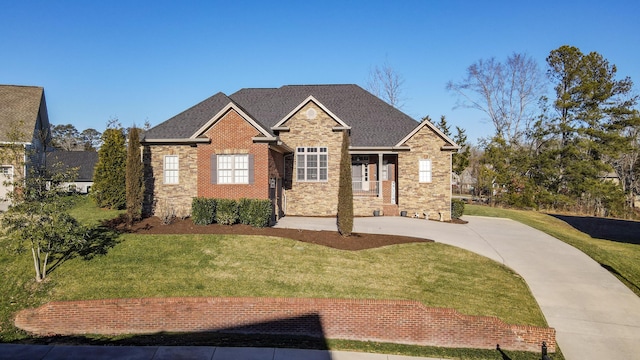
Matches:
[[126, 127, 144, 224], [337, 130, 353, 236], [93, 127, 126, 209]]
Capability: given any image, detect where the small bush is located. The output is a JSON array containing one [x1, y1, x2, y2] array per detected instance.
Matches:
[[158, 201, 176, 225], [215, 199, 239, 225], [248, 199, 273, 227], [192, 197, 216, 225], [237, 198, 253, 225], [451, 199, 465, 219]]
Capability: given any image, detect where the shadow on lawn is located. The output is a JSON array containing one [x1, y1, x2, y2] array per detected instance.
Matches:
[[47, 218, 122, 275], [10, 314, 331, 357], [550, 214, 640, 245]]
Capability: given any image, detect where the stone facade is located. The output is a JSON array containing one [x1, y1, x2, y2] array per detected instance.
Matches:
[[142, 144, 198, 218], [278, 103, 343, 216], [397, 125, 454, 221]]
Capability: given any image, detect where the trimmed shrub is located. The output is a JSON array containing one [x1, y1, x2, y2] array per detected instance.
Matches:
[[248, 199, 273, 228], [337, 130, 353, 236], [192, 197, 216, 225], [215, 199, 239, 225], [451, 199, 465, 219], [237, 198, 253, 225]]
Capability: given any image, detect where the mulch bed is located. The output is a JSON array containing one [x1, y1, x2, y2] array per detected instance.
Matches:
[[119, 216, 433, 251]]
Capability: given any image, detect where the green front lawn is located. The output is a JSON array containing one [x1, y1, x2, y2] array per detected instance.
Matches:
[[465, 204, 640, 297], [0, 198, 553, 359]]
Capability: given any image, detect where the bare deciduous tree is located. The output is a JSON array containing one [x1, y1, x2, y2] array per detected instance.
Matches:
[[367, 60, 405, 109], [447, 53, 545, 144]]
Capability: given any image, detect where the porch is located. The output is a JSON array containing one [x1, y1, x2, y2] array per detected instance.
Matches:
[[351, 154, 399, 216]]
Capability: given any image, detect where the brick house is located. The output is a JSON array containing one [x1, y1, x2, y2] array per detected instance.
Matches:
[[141, 85, 459, 221], [0, 85, 52, 210]]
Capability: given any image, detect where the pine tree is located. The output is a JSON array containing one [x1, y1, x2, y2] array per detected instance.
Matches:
[[540, 45, 638, 214], [93, 127, 127, 209], [337, 130, 353, 236], [126, 127, 144, 224]]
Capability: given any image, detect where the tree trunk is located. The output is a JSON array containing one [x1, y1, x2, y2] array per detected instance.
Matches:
[[32, 247, 43, 282]]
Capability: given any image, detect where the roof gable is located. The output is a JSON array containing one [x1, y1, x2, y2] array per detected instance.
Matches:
[[273, 96, 350, 129], [0, 85, 47, 143], [396, 118, 460, 150], [191, 102, 272, 139]]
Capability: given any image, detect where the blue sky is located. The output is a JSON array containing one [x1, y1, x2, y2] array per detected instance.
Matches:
[[2, 0, 639, 144]]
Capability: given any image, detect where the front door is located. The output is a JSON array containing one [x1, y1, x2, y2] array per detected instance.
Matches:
[[352, 156, 369, 192]]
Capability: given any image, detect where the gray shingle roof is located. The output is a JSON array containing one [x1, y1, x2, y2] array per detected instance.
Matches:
[[144, 84, 422, 147], [0, 85, 46, 143], [46, 151, 99, 181], [144, 92, 232, 139]]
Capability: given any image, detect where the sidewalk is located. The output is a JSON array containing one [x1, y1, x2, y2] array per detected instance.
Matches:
[[0, 344, 445, 360], [275, 216, 640, 360]]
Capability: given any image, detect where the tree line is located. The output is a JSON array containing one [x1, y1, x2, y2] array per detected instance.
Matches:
[[448, 45, 640, 218]]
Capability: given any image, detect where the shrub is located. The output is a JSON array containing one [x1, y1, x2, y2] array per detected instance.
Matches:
[[237, 198, 253, 225], [192, 197, 216, 225], [215, 199, 239, 225], [337, 130, 353, 236], [451, 199, 465, 219], [248, 199, 273, 227], [158, 201, 176, 225]]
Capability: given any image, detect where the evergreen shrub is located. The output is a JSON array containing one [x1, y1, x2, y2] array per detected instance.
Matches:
[[192, 197, 216, 225], [451, 199, 465, 219], [215, 199, 238, 225]]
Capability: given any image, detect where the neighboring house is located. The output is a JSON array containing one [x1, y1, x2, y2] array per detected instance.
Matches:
[[141, 84, 459, 221], [0, 85, 52, 210], [46, 151, 98, 194]]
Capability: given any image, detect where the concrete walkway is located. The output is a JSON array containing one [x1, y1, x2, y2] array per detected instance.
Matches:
[[0, 344, 444, 360], [274, 216, 640, 360]]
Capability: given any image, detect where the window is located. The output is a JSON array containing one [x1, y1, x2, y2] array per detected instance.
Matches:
[[419, 159, 432, 183], [297, 147, 328, 182], [381, 162, 389, 181], [164, 155, 179, 184], [217, 154, 250, 184]]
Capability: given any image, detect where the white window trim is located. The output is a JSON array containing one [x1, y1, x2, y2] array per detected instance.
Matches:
[[419, 159, 432, 183], [164, 155, 179, 184], [296, 146, 328, 182], [217, 154, 250, 184]]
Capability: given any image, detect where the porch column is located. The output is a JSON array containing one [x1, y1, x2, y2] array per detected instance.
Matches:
[[378, 152, 383, 198]]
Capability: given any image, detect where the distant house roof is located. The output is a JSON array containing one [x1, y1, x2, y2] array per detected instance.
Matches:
[[46, 151, 98, 182], [0, 85, 48, 143], [143, 84, 426, 147]]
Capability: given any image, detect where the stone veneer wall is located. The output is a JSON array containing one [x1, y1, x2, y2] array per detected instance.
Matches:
[[278, 103, 343, 216], [143, 144, 198, 217], [14, 297, 556, 353], [398, 126, 453, 221]]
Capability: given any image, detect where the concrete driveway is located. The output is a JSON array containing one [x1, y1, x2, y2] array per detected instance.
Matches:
[[275, 215, 640, 360]]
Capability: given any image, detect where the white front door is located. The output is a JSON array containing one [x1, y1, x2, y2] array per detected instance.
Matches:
[[352, 157, 370, 191]]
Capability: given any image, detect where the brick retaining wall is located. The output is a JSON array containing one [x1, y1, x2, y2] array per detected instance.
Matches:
[[14, 297, 555, 353]]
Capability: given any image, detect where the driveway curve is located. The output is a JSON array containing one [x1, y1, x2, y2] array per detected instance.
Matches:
[[275, 215, 640, 360]]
